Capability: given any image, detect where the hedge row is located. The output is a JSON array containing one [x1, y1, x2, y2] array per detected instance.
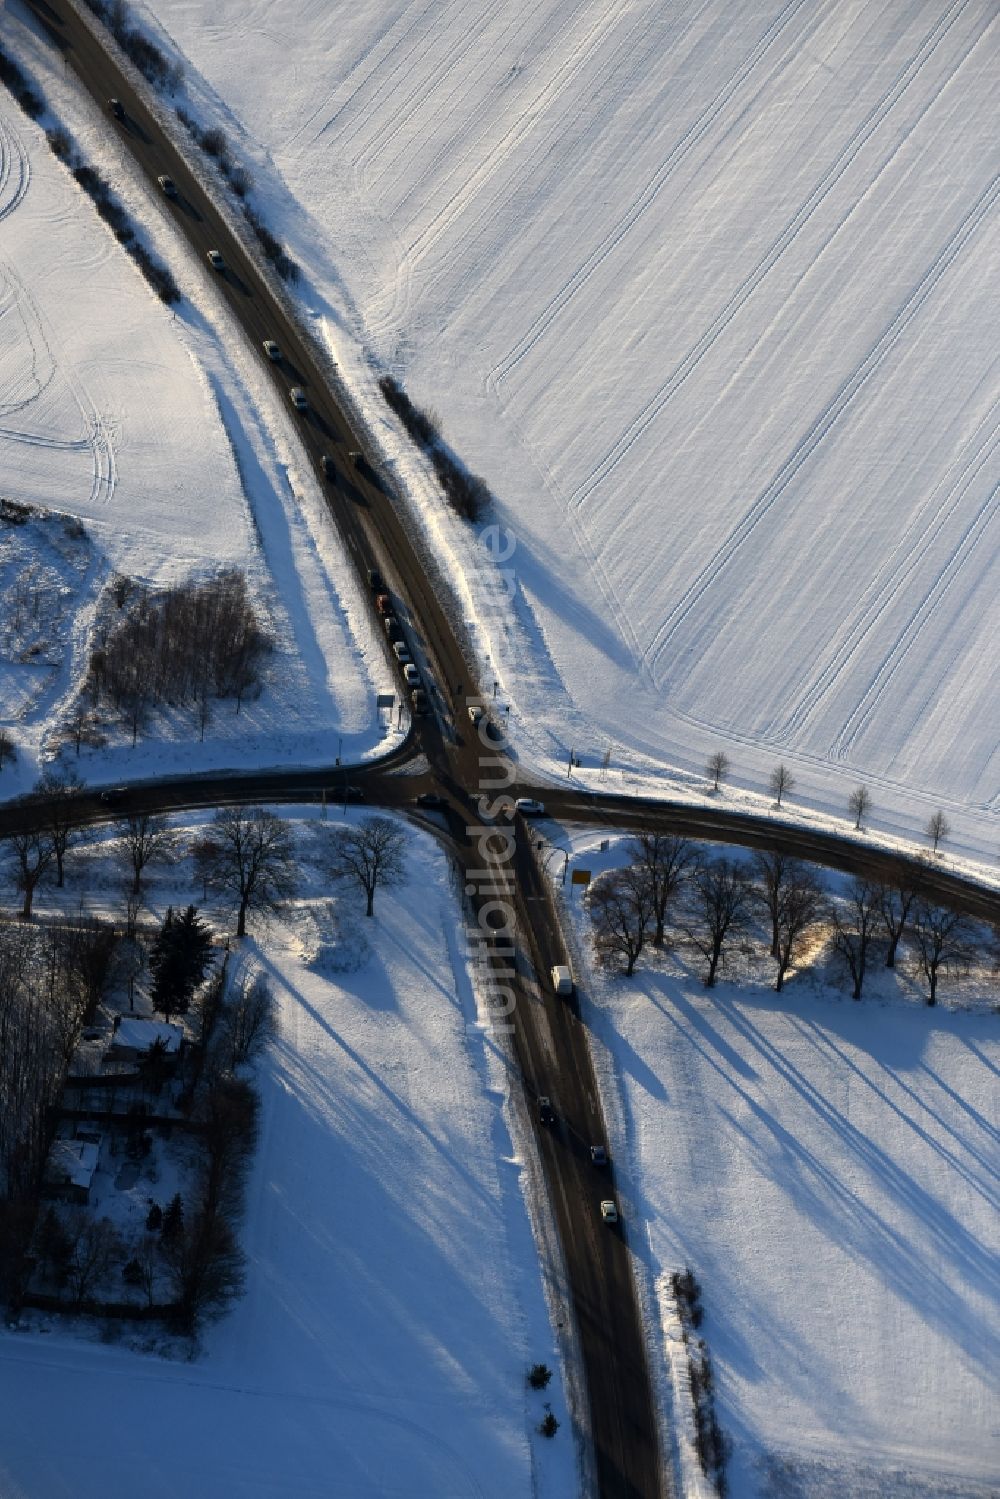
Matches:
[[0, 44, 180, 304], [0, 44, 44, 119], [71, 163, 181, 303], [175, 109, 299, 283], [82, 0, 182, 92], [379, 376, 491, 521]]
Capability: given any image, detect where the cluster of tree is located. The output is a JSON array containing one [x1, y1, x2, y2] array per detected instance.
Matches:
[[587, 834, 979, 1003], [0, 919, 117, 1203], [378, 376, 491, 521], [2, 770, 91, 919], [87, 571, 271, 744], [33, 1067, 255, 1328]]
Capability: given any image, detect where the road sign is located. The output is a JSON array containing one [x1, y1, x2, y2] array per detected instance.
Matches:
[[376, 693, 394, 711], [571, 869, 591, 887]]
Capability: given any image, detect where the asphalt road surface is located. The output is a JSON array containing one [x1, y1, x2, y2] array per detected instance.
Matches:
[[14, 4, 667, 1494], [11, 4, 1000, 1489]]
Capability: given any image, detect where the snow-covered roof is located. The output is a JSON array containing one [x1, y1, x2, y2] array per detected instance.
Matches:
[[112, 1018, 183, 1055], [45, 1139, 99, 1191]]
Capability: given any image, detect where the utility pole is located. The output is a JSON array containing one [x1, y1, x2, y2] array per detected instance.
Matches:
[[567, 748, 574, 776], [561, 851, 570, 885]]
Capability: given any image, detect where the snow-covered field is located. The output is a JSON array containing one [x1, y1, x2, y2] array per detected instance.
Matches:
[[124, 0, 1000, 865], [0, 809, 577, 1498], [554, 827, 1000, 1498], [0, 46, 392, 795]]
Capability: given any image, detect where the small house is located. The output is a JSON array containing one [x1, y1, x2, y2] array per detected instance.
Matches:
[[43, 1138, 100, 1206], [105, 1017, 184, 1067]]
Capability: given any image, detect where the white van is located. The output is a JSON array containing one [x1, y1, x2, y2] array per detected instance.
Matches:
[[550, 965, 573, 996]]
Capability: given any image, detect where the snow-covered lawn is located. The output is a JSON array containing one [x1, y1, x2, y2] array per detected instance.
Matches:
[[555, 830, 1000, 1498], [0, 53, 392, 795], [121, 0, 1000, 865], [0, 810, 577, 1498]]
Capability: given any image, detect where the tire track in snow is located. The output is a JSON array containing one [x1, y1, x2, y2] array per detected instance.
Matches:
[[568, 0, 984, 519], [0, 113, 31, 223], [485, 0, 819, 395], [0, 262, 59, 414], [0, 262, 116, 508], [770, 400, 1000, 746], [645, 170, 1000, 689]]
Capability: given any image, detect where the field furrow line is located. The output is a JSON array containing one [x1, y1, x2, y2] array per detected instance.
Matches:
[[644, 171, 1000, 685], [831, 476, 1000, 762], [486, 0, 818, 394], [771, 402, 1000, 743], [569, 0, 983, 518]]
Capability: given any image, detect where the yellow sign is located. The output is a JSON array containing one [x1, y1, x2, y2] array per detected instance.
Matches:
[[571, 868, 591, 886]]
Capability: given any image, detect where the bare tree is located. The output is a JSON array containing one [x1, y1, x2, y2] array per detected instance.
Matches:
[[190, 835, 221, 901], [587, 866, 655, 977], [707, 750, 730, 792], [752, 848, 795, 958], [62, 1213, 121, 1306], [848, 785, 871, 831], [195, 675, 212, 743], [830, 879, 880, 999], [911, 903, 974, 1005], [876, 861, 925, 969], [7, 830, 54, 921], [162, 1204, 246, 1330], [66, 702, 98, 757], [205, 806, 296, 937], [221, 973, 275, 1071], [925, 810, 950, 856], [326, 815, 407, 919], [0, 729, 15, 772], [122, 878, 144, 941], [684, 857, 754, 987], [769, 763, 794, 808], [626, 832, 695, 946], [36, 768, 85, 887], [116, 811, 174, 896], [123, 1233, 159, 1308], [773, 866, 826, 992]]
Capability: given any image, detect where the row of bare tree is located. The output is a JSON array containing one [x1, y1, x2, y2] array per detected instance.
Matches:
[[587, 834, 981, 1003], [0, 920, 117, 1203], [704, 751, 953, 851]]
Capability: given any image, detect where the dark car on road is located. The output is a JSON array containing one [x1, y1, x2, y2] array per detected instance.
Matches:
[[108, 98, 125, 120], [538, 1096, 555, 1125]]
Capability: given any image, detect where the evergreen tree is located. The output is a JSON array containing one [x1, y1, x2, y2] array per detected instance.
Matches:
[[146, 1202, 163, 1233], [161, 1192, 184, 1247], [149, 905, 213, 1019]]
